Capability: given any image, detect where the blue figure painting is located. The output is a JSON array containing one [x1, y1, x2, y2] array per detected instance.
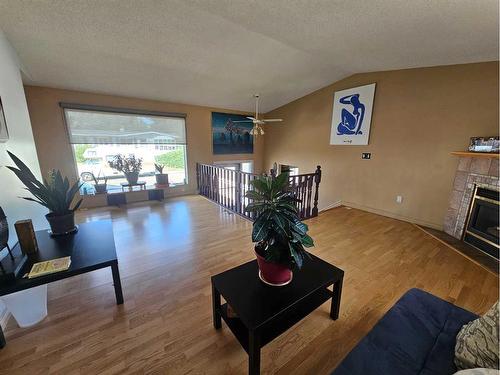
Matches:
[[330, 83, 375, 145], [337, 93, 365, 136]]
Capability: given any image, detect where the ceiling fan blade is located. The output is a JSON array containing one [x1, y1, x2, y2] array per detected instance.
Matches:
[[246, 116, 257, 121], [263, 119, 283, 122], [232, 120, 254, 123]]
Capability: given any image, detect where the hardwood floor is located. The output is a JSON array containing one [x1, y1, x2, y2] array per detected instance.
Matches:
[[0, 196, 498, 374]]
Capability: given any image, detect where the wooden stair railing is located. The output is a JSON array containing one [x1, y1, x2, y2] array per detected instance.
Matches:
[[196, 163, 321, 221]]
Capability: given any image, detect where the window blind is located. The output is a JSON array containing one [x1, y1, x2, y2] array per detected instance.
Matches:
[[64, 107, 186, 145]]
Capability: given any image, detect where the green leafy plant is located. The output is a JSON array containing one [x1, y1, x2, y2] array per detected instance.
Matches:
[[154, 163, 164, 174], [108, 154, 142, 174], [91, 171, 108, 185], [245, 173, 314, 269], [6, 151, 83, 215]]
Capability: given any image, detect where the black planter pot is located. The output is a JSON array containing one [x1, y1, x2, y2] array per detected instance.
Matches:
[[155, 173, 169, 186], [125, 172, 139, 185], [45, 212, 76, 235], [94, 184, 107, 194]]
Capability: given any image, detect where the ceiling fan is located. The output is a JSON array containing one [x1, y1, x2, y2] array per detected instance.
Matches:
[[232, 94, 283, 135]]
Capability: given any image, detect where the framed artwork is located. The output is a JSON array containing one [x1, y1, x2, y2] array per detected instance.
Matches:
[[0, 97, 8, 142], [330, 83, 376, 145], [468, 136, 499, 153], [212, 112, 253, 154]]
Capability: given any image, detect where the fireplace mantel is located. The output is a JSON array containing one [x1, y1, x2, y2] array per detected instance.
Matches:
[[451, 151, 500, 159]]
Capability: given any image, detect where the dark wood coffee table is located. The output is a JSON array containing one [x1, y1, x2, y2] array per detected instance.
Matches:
[[0, 220, 123, 348], [211, 253, 344, 375]]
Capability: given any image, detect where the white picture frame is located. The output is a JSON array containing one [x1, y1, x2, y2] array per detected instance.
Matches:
[[0, 98, 9, 143], [330, 83, 376, 145]]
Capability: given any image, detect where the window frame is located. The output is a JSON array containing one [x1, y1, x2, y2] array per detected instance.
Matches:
[[61, 103, 189, 189]]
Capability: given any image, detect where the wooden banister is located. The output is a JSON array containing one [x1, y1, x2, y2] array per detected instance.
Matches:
[[196, 163, 322, 221]]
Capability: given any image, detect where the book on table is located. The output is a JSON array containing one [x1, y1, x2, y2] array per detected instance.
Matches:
[[28, 256, 72, 278]]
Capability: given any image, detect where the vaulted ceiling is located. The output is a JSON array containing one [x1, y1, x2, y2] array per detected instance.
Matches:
[[0, 0, 498, 112]]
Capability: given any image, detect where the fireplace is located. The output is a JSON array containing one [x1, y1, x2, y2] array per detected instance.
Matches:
[[463, 185, 499, 259]]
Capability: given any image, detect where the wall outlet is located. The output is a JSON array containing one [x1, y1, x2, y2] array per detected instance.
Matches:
[[396, 195, 403, 204], [361, 153, 371, 160]]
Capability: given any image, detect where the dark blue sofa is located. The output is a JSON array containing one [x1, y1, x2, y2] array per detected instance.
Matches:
[[332, 288, 477, 375]]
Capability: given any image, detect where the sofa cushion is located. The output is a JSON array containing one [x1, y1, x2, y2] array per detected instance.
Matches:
[[332, 288, 478, 375]]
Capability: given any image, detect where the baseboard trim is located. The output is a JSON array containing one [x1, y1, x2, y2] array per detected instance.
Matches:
[[319, 200, 342, 212], [344, 201, 443, 230], [324, 200, 443, 230]]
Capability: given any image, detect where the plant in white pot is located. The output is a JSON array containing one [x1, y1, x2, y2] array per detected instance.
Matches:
[[245, 172, 314, 286], [108, 154, 142, 185], [6, 151, 82, 235]]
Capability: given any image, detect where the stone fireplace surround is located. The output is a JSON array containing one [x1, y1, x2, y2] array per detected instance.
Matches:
[[444, 155, 499, 240]]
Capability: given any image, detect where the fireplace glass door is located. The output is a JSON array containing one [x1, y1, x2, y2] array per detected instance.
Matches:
[[464, 187, 499, 259]]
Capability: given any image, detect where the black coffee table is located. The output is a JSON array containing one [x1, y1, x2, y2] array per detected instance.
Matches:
[[211, 253, 344, 375], [0, 220, 123, 348]]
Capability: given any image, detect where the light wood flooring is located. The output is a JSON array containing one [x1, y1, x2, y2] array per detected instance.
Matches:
[[0, 196, 498, 374]]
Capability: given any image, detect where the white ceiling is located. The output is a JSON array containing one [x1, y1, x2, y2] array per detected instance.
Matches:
[[0, 0, 498, 112]]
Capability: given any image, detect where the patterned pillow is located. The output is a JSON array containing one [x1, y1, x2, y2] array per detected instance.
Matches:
[[455, 302, 499, 370]]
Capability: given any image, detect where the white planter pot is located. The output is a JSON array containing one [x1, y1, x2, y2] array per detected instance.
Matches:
[[0, 285, 48, 328]]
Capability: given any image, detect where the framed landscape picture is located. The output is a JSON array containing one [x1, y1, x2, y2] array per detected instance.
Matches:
[[0, 97, 8, 142], [330, 83, 376, 145], [212, 112, 253, 154]]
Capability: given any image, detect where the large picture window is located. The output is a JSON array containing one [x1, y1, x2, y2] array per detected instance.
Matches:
[[63, 104, 188, 192]]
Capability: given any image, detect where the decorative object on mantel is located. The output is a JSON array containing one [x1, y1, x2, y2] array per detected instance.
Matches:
[[468, 136, 499, 153], [154, 163, 169, 186], [108, 154, 143, 185], [14, 219, 39, 255], [6, 151, 82, 236], [0, 97, 9, 143], [330, 83, 376, 145], [245, 172, 314, 286]]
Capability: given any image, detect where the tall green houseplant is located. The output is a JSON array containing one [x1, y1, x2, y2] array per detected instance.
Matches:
[[7, 151, 82, 235], [245, 172, 314, 272]]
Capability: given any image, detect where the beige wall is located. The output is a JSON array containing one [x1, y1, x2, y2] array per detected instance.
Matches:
[[24, 86, 264, 196], [263, 62, 499, 229], [24, 62, 499, 228]]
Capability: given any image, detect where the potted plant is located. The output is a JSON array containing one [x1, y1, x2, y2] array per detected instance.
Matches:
[[108, 154, 142, 185], [245, 172, 314, 286], [154, 163, 169, 186], [91, 171, 108, 194], [6, 151, 82, 235]]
